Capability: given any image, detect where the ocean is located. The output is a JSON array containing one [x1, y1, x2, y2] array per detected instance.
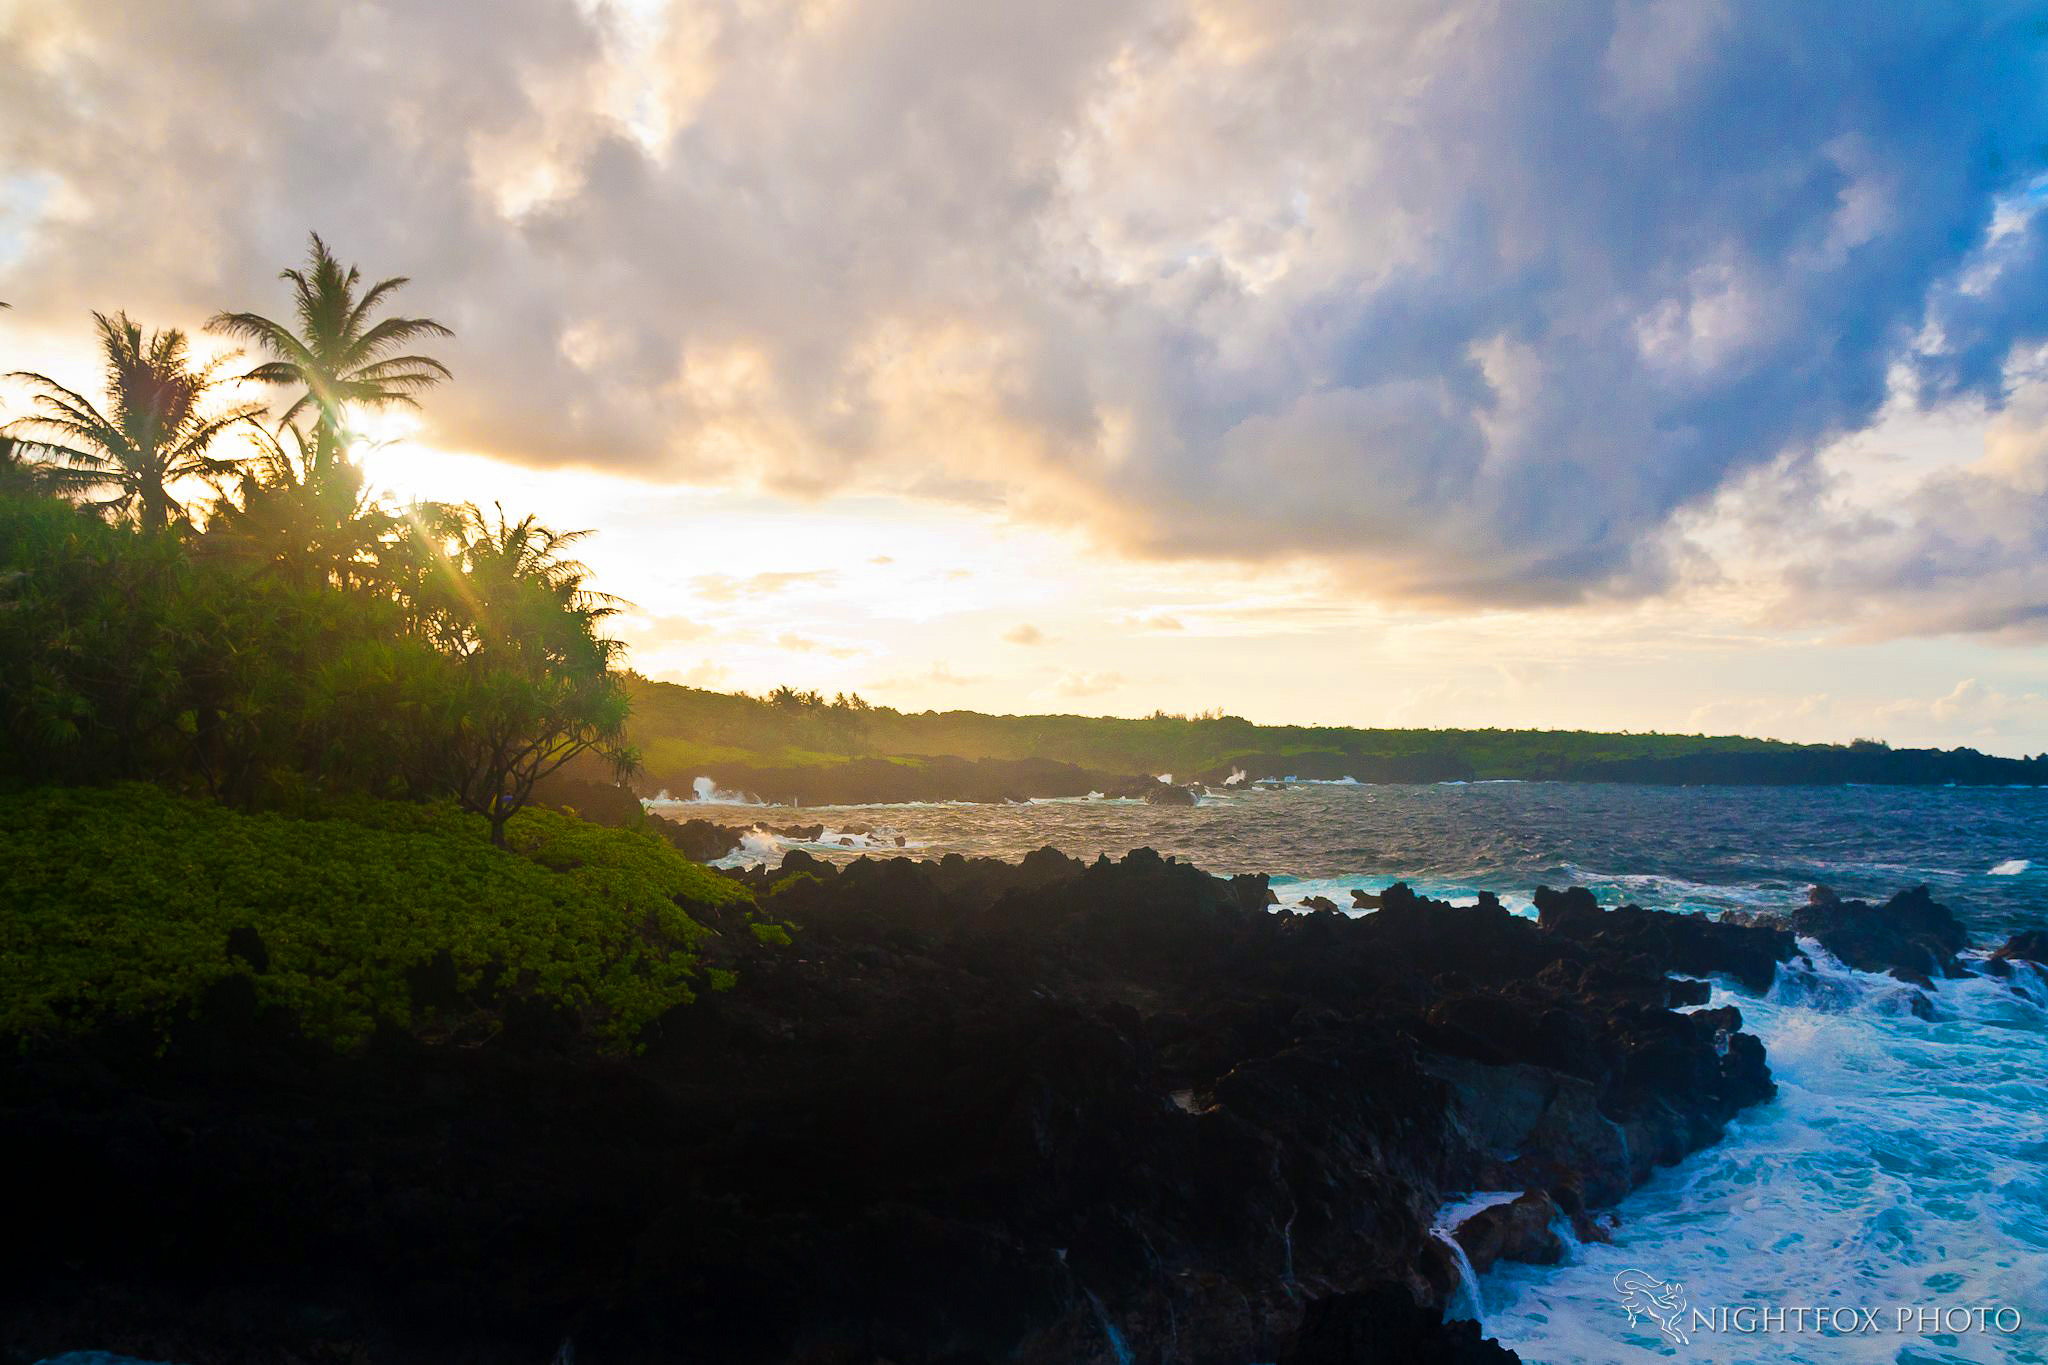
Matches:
[[654, 781, 2048, 1364]]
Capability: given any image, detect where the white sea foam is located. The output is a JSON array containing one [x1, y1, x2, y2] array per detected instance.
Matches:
[[1433, 1228, 1489, 1329], [1989, 858, 2031, 876], [1436, 1190, 1526, 1230], [643, 776, 764, 807], [1482, 951, 2048, 1363], [1265, 875, 1538, 920], [1024, 793, 1144, 806], [1556, 866, 1790, 916], [709, 823, 923, 869]]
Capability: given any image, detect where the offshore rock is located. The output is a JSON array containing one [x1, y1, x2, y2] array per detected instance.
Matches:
[[1454, 1192, 1569, 1274], [1992, 928, 2048, 965], [644, 810, 748, 862], [1734, 885, 1970, 987]]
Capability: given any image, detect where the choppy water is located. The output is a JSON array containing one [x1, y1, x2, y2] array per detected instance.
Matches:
[[656, 782, 2048, 1363]]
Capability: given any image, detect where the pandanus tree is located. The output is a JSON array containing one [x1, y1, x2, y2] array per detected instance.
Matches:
[[368, 503, 633, 846], [208, 234, 452, 476], [6, 313, 258, 529]]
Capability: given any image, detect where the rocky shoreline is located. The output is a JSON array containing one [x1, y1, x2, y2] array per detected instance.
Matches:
[[7, 843, 2037, 1365], [631, 746, 2048, 808], [645, 756, 1179, 807], [640, 761, 2048, 811]]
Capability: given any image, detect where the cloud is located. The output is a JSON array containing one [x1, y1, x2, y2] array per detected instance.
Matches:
[[871, 662, 983, 691], [1873, 677, 2048, 747], [1931, 678, 1988, 724], [690, 570, 835, 601], [1738, 354, 2048, 641], [1003, 623, 1051, 645], [774, 630, 863, 658], [618, 612, 714, 646], [664, 661, 731, 689], [5, 1, 2046, 616], [1049, 669, 1125, 698]]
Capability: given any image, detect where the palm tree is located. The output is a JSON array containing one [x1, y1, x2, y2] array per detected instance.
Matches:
[[208, 234, 453, 474], [400, 501, 620, 655], [0, 430, 101, 497], [7, 313, 258, 529], [201, 416, 393, 587]]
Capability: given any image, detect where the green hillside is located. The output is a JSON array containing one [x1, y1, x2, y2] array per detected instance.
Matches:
[[623, 677, 2034, 791]]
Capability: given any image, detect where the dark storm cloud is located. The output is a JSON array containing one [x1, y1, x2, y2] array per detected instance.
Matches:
[[3, 0, 2045, 615]]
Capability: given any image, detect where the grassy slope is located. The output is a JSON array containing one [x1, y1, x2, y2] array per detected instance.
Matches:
[[1, 784, 751, 1050], [625, 677, 1808, 780]]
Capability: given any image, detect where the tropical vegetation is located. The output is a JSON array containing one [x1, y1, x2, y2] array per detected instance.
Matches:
[[0, 784, 746, 1049], [8, 312, 259, 528], [208, 232, 453, 474], [1, 234, 630, 840], [623, 678, 2046, 790], [0, 236, 747, 1053]]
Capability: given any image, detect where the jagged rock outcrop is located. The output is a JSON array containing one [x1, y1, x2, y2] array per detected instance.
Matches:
[[1731, 884, 1970, 987], [529, 772, 649, 826], [1535, 884, 1794, 992], [644, 809, 748, 862], [1453, 1192, 1570, 1275], [2, 854, 1797, 1365], [1992, 929, 2048, 965]]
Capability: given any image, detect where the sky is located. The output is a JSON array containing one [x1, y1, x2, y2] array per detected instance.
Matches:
[[4, 0, 2048, 752]]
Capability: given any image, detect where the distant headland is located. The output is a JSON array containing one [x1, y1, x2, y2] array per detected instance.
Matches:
[[618, 679, 2048, 806]]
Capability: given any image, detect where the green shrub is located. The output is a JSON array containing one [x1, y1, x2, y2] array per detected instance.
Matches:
[[748, 921, 795, 947], [0, 784, 751, 1050]]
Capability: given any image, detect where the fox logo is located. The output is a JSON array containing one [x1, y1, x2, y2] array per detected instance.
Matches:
[[1613, 1268, 1690, 1346]]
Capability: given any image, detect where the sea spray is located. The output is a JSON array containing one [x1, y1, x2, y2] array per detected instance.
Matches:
[[1431, 1229, 1488, 1330], [1482, 948, 2048, 1363]]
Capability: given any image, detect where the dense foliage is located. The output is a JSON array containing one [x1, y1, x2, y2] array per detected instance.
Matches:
[[7, 312, 260, 529], [0, 785, 749, 1050], [1, 236, 633, 840], [625, 678, 2045, 787], [622, 678, 1798, 778]]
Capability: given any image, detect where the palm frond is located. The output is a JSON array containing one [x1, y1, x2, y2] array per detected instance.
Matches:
[[342, 315, 456, 367], [209, 233, 453, 464], [343, 275, 410, 338]]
